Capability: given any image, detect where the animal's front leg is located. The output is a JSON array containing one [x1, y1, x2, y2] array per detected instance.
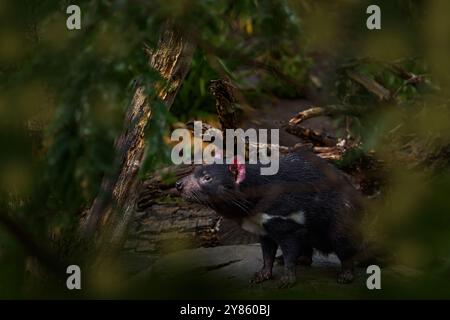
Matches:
[[264, 219, 307, 288], [275, 245, 313, 266], [251, 236, 278, 283], [277, 238, 302, 288]]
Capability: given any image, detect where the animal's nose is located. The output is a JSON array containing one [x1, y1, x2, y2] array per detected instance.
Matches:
[[175, 180, 183, 191]]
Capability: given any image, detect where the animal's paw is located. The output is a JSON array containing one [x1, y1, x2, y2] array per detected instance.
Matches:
[[250, 269, 272, 284], [337, 270, 354, 284], [277, 274, 296, 289]]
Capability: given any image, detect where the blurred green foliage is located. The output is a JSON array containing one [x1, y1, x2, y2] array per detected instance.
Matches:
[[0, 0, 450, 299]]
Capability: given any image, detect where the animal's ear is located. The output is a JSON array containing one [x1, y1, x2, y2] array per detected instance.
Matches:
[[228, 156, 246, 184]]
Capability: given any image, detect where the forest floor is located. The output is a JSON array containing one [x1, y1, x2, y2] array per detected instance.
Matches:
[[129, 244, 419, 299]]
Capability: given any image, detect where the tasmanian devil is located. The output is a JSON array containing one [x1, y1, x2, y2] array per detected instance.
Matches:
[[176, 150, 364, 287]]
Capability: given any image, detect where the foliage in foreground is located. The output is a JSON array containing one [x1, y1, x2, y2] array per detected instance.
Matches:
[[1, 0, 450, 298]]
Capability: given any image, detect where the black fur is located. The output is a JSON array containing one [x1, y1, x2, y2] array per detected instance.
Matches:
[[177, 150, 364, 286]]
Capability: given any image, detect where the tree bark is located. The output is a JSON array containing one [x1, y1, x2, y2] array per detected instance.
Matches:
[[80, 26, 195, 242], [209, 79, 238, 131]]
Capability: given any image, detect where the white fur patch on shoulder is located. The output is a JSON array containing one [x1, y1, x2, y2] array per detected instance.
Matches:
[[264, 211, 306, 225], [241, 213, 270, 236], [241, 211, 306, 235], [287, 211, 306, 225]]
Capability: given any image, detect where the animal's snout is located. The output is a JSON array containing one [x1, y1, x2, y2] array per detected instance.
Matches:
[[175, 180, 183, 192]]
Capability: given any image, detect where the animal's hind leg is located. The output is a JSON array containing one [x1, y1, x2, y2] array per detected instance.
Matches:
[[297, 245, 313, 266], [275, 245, 313, 266], [332, 233, 359, 284]]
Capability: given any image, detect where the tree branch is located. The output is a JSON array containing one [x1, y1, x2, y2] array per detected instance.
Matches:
[[289, 104, 368, 125]]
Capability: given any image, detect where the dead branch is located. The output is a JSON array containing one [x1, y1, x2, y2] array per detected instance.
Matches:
[[285, 124, 337, 147], [312, 146, 343, 161], [289, 107, 326, 125], [346, 69, 392, 102], [339, 57, 428, 100], [289, 104, 367, 125]]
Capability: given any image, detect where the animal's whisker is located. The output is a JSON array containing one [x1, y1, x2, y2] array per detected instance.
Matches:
[[219, 189, 251, 213]]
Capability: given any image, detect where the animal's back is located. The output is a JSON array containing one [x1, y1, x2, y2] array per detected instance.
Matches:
[[241, 150, 362, 219]]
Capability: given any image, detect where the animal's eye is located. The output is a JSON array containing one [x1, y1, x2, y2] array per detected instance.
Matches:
[[203, 175, 212, 182]]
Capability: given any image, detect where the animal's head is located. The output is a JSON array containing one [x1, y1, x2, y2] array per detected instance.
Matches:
[[175, 157, 246, 206]]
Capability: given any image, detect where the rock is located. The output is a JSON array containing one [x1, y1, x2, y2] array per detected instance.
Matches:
[[146, 245, 345, 285], [127, 243, 420, 298]]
